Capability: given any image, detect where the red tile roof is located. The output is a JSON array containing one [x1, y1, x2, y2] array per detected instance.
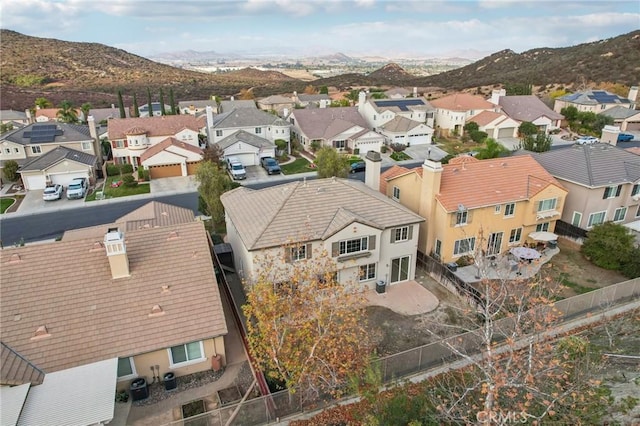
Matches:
[[108, 115, 203, 139], [139, 137, 203, 163], [379, 165, 412, 194], [431, 93, 495, 111]]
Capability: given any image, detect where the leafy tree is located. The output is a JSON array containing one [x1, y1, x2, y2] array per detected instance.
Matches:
[[169, 88, 176, 115], [239, 88, 255, 100], [274, 139, 287, 154], [469, 130, 488, 143], [518, 121, 538, 139], [505, 82, 532, 95], [560, 105, 579, 123], [34, 97, 51, 109], [303, 85, 317, 94], [521, 131, 552, 152], [132, 93, 140, 118], [620, 246, 640, 278], [117, 90, 126, 118], [582, 222, 636, 271], [243, 247, 373, 400], [146, 88, 153, 116], [463, 121, 479, 133], [56, 100, 78, 123], [101, 138, 112, 160], [315, 146, 350, 178], [319, 85, 329, 95], [476, 138, 508, 159], [202, 144, 224, 166], [2, 160, 19, 181], [344, 90, 360, 105], [593, 114, 613, 133], [159, 88, 166, 116], [330, 99, 350, 107], [194, 160, 238, 224], [80, 103, 92, 124], [1, 123, 14, 134], [370, 92, 386, 99], [549, 89, 568, 99]]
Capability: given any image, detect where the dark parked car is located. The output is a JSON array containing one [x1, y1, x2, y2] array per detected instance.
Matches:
[[350, 161, 366, 173], [617, 133, 634, 142], [261, 157, 281, 175]]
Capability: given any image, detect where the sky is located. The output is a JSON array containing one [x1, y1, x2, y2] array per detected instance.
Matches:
[[1, 0, 639, 59]]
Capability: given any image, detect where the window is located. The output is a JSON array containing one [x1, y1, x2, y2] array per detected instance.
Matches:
[[291, 245, 307, 261], [31, 145, 42, 154], [168, 341, 205, 367], [537, 198, 557, 212], [334, 140, 346, 149], [13, 148, 19, 153], [114, 140, 124, 148], [3, 148, 10, 154], [434, 239, 442, 259], [571, 212, 582, 227], [613, 207, 627, 222], [632, 184, 640, 197], [494, 205, 501, 214], [509, 228, 522, 243], [455, 210, 468, 226], [117, 357, 136, 380], [603, 185, 622, 199], [391, 226, 411, 243], [215, 130, 223, 137], [453, 237, 476, 256], [339, 237, 368, 255], [359, 263, 376, 281], [392, 186, 400, 201], [81, 141, 92, 151], [636, 205, 640, 218], [504, 203, 515, 217], [536, 222, 550, 232], [255, 127, 262, 134], [587, 211, 606, 228]]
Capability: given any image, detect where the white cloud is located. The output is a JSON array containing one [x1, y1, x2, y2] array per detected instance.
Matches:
[[1, 0, 83, 34]]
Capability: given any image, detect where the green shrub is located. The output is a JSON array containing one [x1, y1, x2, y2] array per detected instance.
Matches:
[[469, 130, 488, 143], [121, 164, 134, 174], [2, 160, 19, 181], [137, 168, 144, 180], [122, 174, 137, 187], [380, 145, 388, 153], [143, 169, 150, 181], [310, 141, 321, 152], [390, 143, 406, 152], [106, 163, 121, 176], [353, 148, 360, 155]]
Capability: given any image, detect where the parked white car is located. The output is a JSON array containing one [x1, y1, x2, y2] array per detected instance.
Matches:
[[575, 136, 599, 145], [67, 178, 88, 199], [43, 184, 63, 201]]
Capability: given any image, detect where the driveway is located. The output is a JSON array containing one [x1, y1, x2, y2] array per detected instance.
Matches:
[[17, 188, 87, 214]]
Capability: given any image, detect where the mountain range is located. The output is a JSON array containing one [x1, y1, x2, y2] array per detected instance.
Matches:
[[1, 29, 638, 111]]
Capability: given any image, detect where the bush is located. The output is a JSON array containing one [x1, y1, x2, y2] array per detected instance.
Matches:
[[106, 163, 121, 176], [389, 143, 407, 152], [310, 141, 321, 152], [581, 222, 636, 271], [469, 130, 488, 143], [143, 169, 150, 181], [275, 139, 287, 151], [2, 160, 19, 181], [137, 168, 144, 180], [380, 145, 388, 153], [353, 148, 360, 155], [122, 174, 137, 187], [121, 164, 134, 174]]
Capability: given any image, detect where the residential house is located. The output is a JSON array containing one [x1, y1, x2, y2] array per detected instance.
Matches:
[[384, 87, 412, 99], [0, 122, 100, 189], [489, 90, 564, 133], [34, 107, 84, 123], [138, 102, 173, 117], [467, 110, 520, 139], [529, 144, 640, 231], [0, 204, 228, 395], [380, 155, 567, 263], [88, 106, 129, 124], [0, 110, 30, 126], [377, 116, 435, 146], [221, 177, 425, 289], [430, 93, 499, 136], [553, 89, 634, 114], [179, 99, 219, 116], [358, 91, 435, 130], [599, 106, 640, 132], [256, 95, 296, 115], [293, 91, 331, 108], [289, 106, 384, 153], [219, 99, 257, 113], [107, 115, 205, 176], [206, 107, 290, 163]]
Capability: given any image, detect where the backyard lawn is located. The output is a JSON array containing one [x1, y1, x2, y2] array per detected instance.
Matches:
[[1, 198, 15, 214], [280, 157, 313, 174], [435, 136, 486, 156], [86, 175, 150, 201]]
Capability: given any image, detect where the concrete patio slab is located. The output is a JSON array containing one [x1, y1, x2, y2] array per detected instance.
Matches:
[[365, 280, 439, 315]]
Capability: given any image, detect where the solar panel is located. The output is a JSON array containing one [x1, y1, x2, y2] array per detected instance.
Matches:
[[25, 124, 60, 143], [373, 99, 426, 111]]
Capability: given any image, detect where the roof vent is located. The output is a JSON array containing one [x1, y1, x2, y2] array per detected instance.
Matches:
[[161, 285, 171, 294], [501, 162, 507, 167], [90, 242, 104, 252], [14, 314, 21, 322], [149, 305, 165, 317], [167, 230, 179, 240], [161, 211, 169, 216], [8, 253, 22, 264], [31, 325, 51, 340]]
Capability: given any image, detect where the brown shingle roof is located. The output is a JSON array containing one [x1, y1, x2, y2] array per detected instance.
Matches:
[[0, 222, 227, 373], [431, 93, 495, 111], [139, 137, 203, 163], [1, 342, 45, 385], [107, 115, 203, 140], [221, 178, 424, 250], [437, 155, 564, 212]]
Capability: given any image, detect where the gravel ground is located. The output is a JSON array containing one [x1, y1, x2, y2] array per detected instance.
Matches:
[[132, 368, 226, 407]]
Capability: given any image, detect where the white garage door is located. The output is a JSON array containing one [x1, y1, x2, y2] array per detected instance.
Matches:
[[50, 172, 89, 187], [498, 127, 516, 138], [24, 174, 47, 190], [407, 135, 428, 146], [226, 153, 256, 167]]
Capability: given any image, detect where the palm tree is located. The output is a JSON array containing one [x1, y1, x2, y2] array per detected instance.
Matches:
[[56, 100, 78, 123], [35, 97, 52, 110], [80, 103, 92, 124]]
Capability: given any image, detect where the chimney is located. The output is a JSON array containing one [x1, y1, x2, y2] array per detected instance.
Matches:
[[357, 91, 366, 112], [230, 96, 235, 101], [601, 125, 620, 146], [205, 106, 214, 144], [87, 115, 103, 165], [419, 159, 443, 256], [104, 227, 130, 279], [319, 99, 328, 108], [490, 89, 506, 105], [364, 150, 382, 192], [282, 107, 289, 118], [413, 87, 417, 98], [628, 86, 638, 109]]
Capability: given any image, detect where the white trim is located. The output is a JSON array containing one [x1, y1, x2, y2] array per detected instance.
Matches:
[[167, 341, 206, 368], [116, 357, 137, 382]]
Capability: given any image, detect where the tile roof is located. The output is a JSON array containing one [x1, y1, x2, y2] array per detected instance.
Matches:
[[216, 130, 275, 150], [430, 93, 495, 111], [379, 165, 412, 193], [290, 107, 369, 139], [107, 115, 203, 139], [557, 90, 631, 105], [2, 123, 92, 146], [626, 147, 640, 156], [257, 95, 294, 105], [35, 108, 62, 120], [437, 155, 564, 212], [219, 100, 257, 112], [468, 110, 507, 126], [369, 98, 434, 113], [19, 146, 96, 171], [88, 107, 129, 122], [297, 94, 331, 102], [530, 144, 640, 187], [221, 178, 424, 250], [600, 106, 640, 119], [139, 137, 203, 163], [0, 221, 227, 373], [0, 110, 28, 120], [178, 100, 218, 109], [498, 95, 563, 122], [1, 342, 45, 385], [379, 116, 423, 133], [384, 87, 411, 97], [210, 108, 287, 129]]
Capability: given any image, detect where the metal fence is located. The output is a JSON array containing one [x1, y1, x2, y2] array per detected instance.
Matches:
[[554, 220, 588, 242], [166, 277, 640, 426]]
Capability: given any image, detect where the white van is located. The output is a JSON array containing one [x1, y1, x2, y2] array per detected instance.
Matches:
[[226, 157, 246, 180]]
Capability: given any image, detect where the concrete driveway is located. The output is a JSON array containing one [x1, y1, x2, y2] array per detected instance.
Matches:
[[17, 188, 87, 214]]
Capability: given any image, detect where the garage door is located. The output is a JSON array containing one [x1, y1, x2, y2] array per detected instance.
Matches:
[[406, 135, 428, 145], [23, 174, 47, 190], [226, 153, 256, 167], [498, 127, 516, 138], [626, 122, 640, 131], [186, 161, 201, 175], [50, 172, 89, 187], [149, 164, 182, 179]]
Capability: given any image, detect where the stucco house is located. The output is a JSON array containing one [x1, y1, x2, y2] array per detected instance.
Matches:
[[179, 99, 219, 116], [489, 90, 564, 133], [107, 115, 205, 176], [380, 155, 567, 263], [0, 122, 100, 189], [88, 106, 130, 124], [599, 106, 640, 132], [357, 91, 435, 131], [0, 110, 30, 126], [431, 93, 499, 136], [256, 95, 296, 115], [219, 99, 257, 113], [216, 130, 276, 167], [0, 202, 228, 395], [467, 111, 520, 139], [384, 87, 412, 99], [289, 106, 384, 153], [221, 176, 424, 290], [138, 102, 173, 117], [530, 144, 640, 231], [293, 92, 331, 108], [553, 89, 635, 114]]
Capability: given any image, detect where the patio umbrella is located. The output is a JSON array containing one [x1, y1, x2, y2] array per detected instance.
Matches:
[[528, 231, 558, 242], [510, 247, 541, 260]]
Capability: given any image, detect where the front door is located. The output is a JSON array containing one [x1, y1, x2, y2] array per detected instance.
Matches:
[[390, 256, 410, 283], [487, 232, 503, 256]]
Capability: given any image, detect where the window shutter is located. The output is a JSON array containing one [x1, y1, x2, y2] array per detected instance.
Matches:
[[615, 185, 622, 197], [390, 229, 396, 243], [369, 235, 376, 250], [408, 226, 413, 240], [331, 242, 339, 257], [112, 140, 117, 148], [284, 247, 291, 263], [306, 243, 312, 259]]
